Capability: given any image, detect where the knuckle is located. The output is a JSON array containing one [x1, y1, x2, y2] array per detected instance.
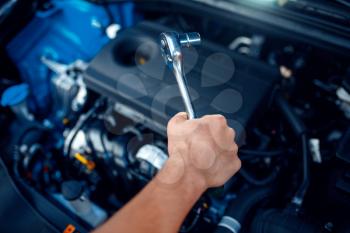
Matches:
[[230, 157, 241, 172], [201, 114, 227, 128], [201, 115, 211, 120], [235, 158, 242, 170], [233, 143, 238, 153], [201, 115, 214, 123], [228, 127, 236, 139], [228, 143, 238, 154], [215, 114, 226, 124]]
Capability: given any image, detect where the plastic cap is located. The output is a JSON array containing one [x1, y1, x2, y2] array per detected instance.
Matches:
[[61, 180, 84, 201], [1, 84, 29, 107]]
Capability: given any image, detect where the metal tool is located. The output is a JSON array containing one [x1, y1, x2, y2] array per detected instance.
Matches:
[[160, 32, 201, 119], [160, 32, 225, 196]]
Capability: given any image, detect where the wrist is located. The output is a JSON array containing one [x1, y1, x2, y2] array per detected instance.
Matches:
[[156, 156, 207, 200]]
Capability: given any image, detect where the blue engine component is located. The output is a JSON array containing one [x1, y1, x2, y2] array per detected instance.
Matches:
[[6, 0, 134, 116]]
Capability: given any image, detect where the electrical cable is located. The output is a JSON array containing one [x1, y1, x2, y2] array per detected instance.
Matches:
[[275, 92, 310, 212], [63, 98, 105, 157], [239, 149, 287, 160], [288, 133, 310, 213]]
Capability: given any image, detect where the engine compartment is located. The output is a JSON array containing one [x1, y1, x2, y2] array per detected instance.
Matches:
[[84, 21, 279, 139], [1, 0, 350, 233]]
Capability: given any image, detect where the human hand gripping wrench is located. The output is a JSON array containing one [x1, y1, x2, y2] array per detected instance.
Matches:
[[159, 31, 226, 194]]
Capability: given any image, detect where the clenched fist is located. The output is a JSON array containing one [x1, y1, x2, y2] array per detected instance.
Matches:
[[158, 112, 241, 193], [95, 113, 241, 233]]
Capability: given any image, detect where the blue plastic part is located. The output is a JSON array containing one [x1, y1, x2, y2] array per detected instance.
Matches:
[[120, 2, 135, 27], [6, 0, 135, 115], [1, 84, 29, 107]]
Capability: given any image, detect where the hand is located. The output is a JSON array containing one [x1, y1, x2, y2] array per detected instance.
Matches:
[[95, 113, 241, 233], [159, 112, 241, 193]]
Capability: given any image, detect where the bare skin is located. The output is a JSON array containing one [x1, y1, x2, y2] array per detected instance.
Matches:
[[94, 112, 241, 233]]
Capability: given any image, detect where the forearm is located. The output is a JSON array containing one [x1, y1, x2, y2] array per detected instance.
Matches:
[[94, 157, 206, 233]]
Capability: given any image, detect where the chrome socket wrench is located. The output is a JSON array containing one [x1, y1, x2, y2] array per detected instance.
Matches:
[[159, 32, 201, 119], [160, 31, 225, 196]]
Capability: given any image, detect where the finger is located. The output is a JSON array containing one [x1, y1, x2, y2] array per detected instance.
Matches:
[[202, 115, 228, 135], [201, 114, 227, 125], [226, 127, 236, 142], [168, 112, 188, 126]]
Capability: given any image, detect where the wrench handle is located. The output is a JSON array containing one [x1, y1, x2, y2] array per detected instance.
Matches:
[[172, 60, 196, 120], [161, 31, 225, 195]]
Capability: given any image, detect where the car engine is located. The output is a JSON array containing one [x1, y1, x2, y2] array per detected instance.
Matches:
[[0, 0, 350, 233]]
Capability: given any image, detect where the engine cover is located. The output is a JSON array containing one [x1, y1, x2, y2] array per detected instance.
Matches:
[[84, 22, 279, 142]]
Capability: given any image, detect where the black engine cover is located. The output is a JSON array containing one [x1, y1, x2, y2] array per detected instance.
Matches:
[[84, 22, 278, 142]]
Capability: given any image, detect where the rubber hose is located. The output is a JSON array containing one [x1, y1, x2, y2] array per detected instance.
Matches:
[[214, 187, 273, 233]]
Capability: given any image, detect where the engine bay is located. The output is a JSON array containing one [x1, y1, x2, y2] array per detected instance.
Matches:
[[1, 0, 350, 232]]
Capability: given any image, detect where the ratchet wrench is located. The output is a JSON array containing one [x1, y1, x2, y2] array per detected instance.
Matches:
[[159, 31, 201, 119], [160, 31, 224, 195]]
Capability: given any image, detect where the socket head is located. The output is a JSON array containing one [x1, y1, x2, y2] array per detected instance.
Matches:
[[160, 32, 181, 66], [159, 32, 201, 67]]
